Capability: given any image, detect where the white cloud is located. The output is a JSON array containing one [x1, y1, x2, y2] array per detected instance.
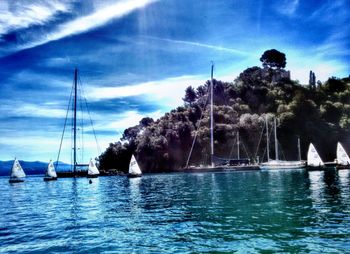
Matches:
[[19, 0, 158, 50], [0, 0, 71, 36], [105, 110, 163, 130], [0, 103, 67, 119], [86, 75, 206, 109], [144, 36, 252, 56]]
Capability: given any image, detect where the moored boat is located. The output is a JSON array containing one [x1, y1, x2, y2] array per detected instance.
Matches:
[[128, 155, 142, 178], [87, 158, 100, 178], [336, 142, 350, 169], [9, 158, 26, 183], [306, 143, 326, 170], [44, 160, 57, 181], [259, 117, 305, 170]]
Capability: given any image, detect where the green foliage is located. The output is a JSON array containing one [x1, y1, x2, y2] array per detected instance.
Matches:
[[260, 49, 286, 69], [98, 55, 350, 172]]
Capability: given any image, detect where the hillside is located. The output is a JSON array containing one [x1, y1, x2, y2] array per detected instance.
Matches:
[[98, 50, 350, 173]]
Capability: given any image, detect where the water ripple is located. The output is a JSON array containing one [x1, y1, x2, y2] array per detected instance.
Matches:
[[0, 170, 350, 253]]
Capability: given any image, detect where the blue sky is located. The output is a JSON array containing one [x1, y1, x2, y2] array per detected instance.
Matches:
[[0, 0, 349, 163]]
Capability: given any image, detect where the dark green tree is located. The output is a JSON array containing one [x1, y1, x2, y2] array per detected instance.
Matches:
[[183, 86, 197, 106], [260, 49, 286, 69]]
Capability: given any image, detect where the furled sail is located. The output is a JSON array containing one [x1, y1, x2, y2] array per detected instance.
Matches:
[[307, 143, 324, 167], [88, 159, 100, 175], [11, 159, 26, 178], [129, 155, 142, 175], [337, 142, 350, 165], [46, 160, 57, 178]]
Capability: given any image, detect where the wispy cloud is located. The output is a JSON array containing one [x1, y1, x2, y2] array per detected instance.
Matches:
[[274, 0, 299, 17], [309, 0, 349, 24], [143, 36, 252, 56], [0, 0, 71, 36], [18, 0, 158, 50], [86, 75, 206, 109], [0, 103, 67, 119]]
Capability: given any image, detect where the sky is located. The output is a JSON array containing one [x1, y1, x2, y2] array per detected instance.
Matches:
[[0, 0, 349, 163]]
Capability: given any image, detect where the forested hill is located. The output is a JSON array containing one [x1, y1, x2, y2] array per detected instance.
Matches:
[[98, 50, 350, 173]]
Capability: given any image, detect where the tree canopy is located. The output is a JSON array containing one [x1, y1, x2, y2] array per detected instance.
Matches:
[[260, 49, 286, 69]]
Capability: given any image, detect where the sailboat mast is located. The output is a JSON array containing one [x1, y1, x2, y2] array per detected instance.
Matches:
[[274, 117, 278, 160], [297, 137, 301, 161], [210, 63, 214, 167], [237, 130, 240, 160], [73, 68, 78, 174], [266, 116, 270, 161]]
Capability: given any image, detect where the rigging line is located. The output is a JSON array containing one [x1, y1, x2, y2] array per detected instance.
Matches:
[[79, 75, 102, 155], [254, 121, 266, 159], [55, 79, 74, 171], [278, 140, 287, 160], [241, 140, 251, 159], [228, 132, 237, 159], [185, 84, 211, 168]]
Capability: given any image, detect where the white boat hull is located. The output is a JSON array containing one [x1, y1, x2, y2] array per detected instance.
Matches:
[[260, 160, 306, 170]]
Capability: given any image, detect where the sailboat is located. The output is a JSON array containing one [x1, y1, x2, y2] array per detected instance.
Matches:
[[9, 158, 26, 183], [336, 142, 350, 169], [185, 63, 259, 172], [260, 117, 305, 170], [306, 143, 324, 170], [128, 155, 142, 178], [44, 160, 57, 181], [87, 158, 100, 178], [56, 68, 100, 178]]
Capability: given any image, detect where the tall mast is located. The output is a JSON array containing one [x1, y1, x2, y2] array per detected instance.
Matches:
[[73, 68, 78, 174], [210, 63, 214, 167], [297, 137, 301, 161], [237, 130, 240, 160], [274, 117, 278, 160], [266, 115, 270, 161]]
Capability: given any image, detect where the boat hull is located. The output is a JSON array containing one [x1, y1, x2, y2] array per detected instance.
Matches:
[[44, 177, 57, 181], [306, 165, 336, 171], [184, 165, 260, 172], [87, 174, 99, 178], [9, 178, 24, 183], [260, 160, 306, 170], [127, 173, 142, 178], [337, 164, 350, 170]]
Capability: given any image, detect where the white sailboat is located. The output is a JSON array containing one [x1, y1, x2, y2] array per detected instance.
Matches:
[[56, 69, 101, 178], [128, 155, 142, 178], [306, 143, 324, 170], [336, 142, 350, 169], [260, 117, 305, 170], [44, 160, 57, 181], [87, 158, 100, 178], [9, 158, 26, 183]]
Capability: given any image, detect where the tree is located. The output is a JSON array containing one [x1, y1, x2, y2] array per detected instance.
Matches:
[[260, 49, 286, 69], [140, 117, 154, 127], [183, 86, 197, 106]]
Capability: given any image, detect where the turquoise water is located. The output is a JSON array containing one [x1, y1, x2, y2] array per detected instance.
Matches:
[[1, 170, 349, 253]]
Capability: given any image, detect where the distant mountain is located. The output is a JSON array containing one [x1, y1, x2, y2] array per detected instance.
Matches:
[[0, 161, 72, 176]]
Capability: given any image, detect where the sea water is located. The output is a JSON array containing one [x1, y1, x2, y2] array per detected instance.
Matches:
[[0, 170, 349, 253]]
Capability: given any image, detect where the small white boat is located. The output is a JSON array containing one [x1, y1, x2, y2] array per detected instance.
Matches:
[[306, 143, 325, 170], [336, 142, 350, 169], [9, 158, 26, 183], [128, 155, 142, 178], [44, 160, 57, 181], [87, 158, 100, 178]]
